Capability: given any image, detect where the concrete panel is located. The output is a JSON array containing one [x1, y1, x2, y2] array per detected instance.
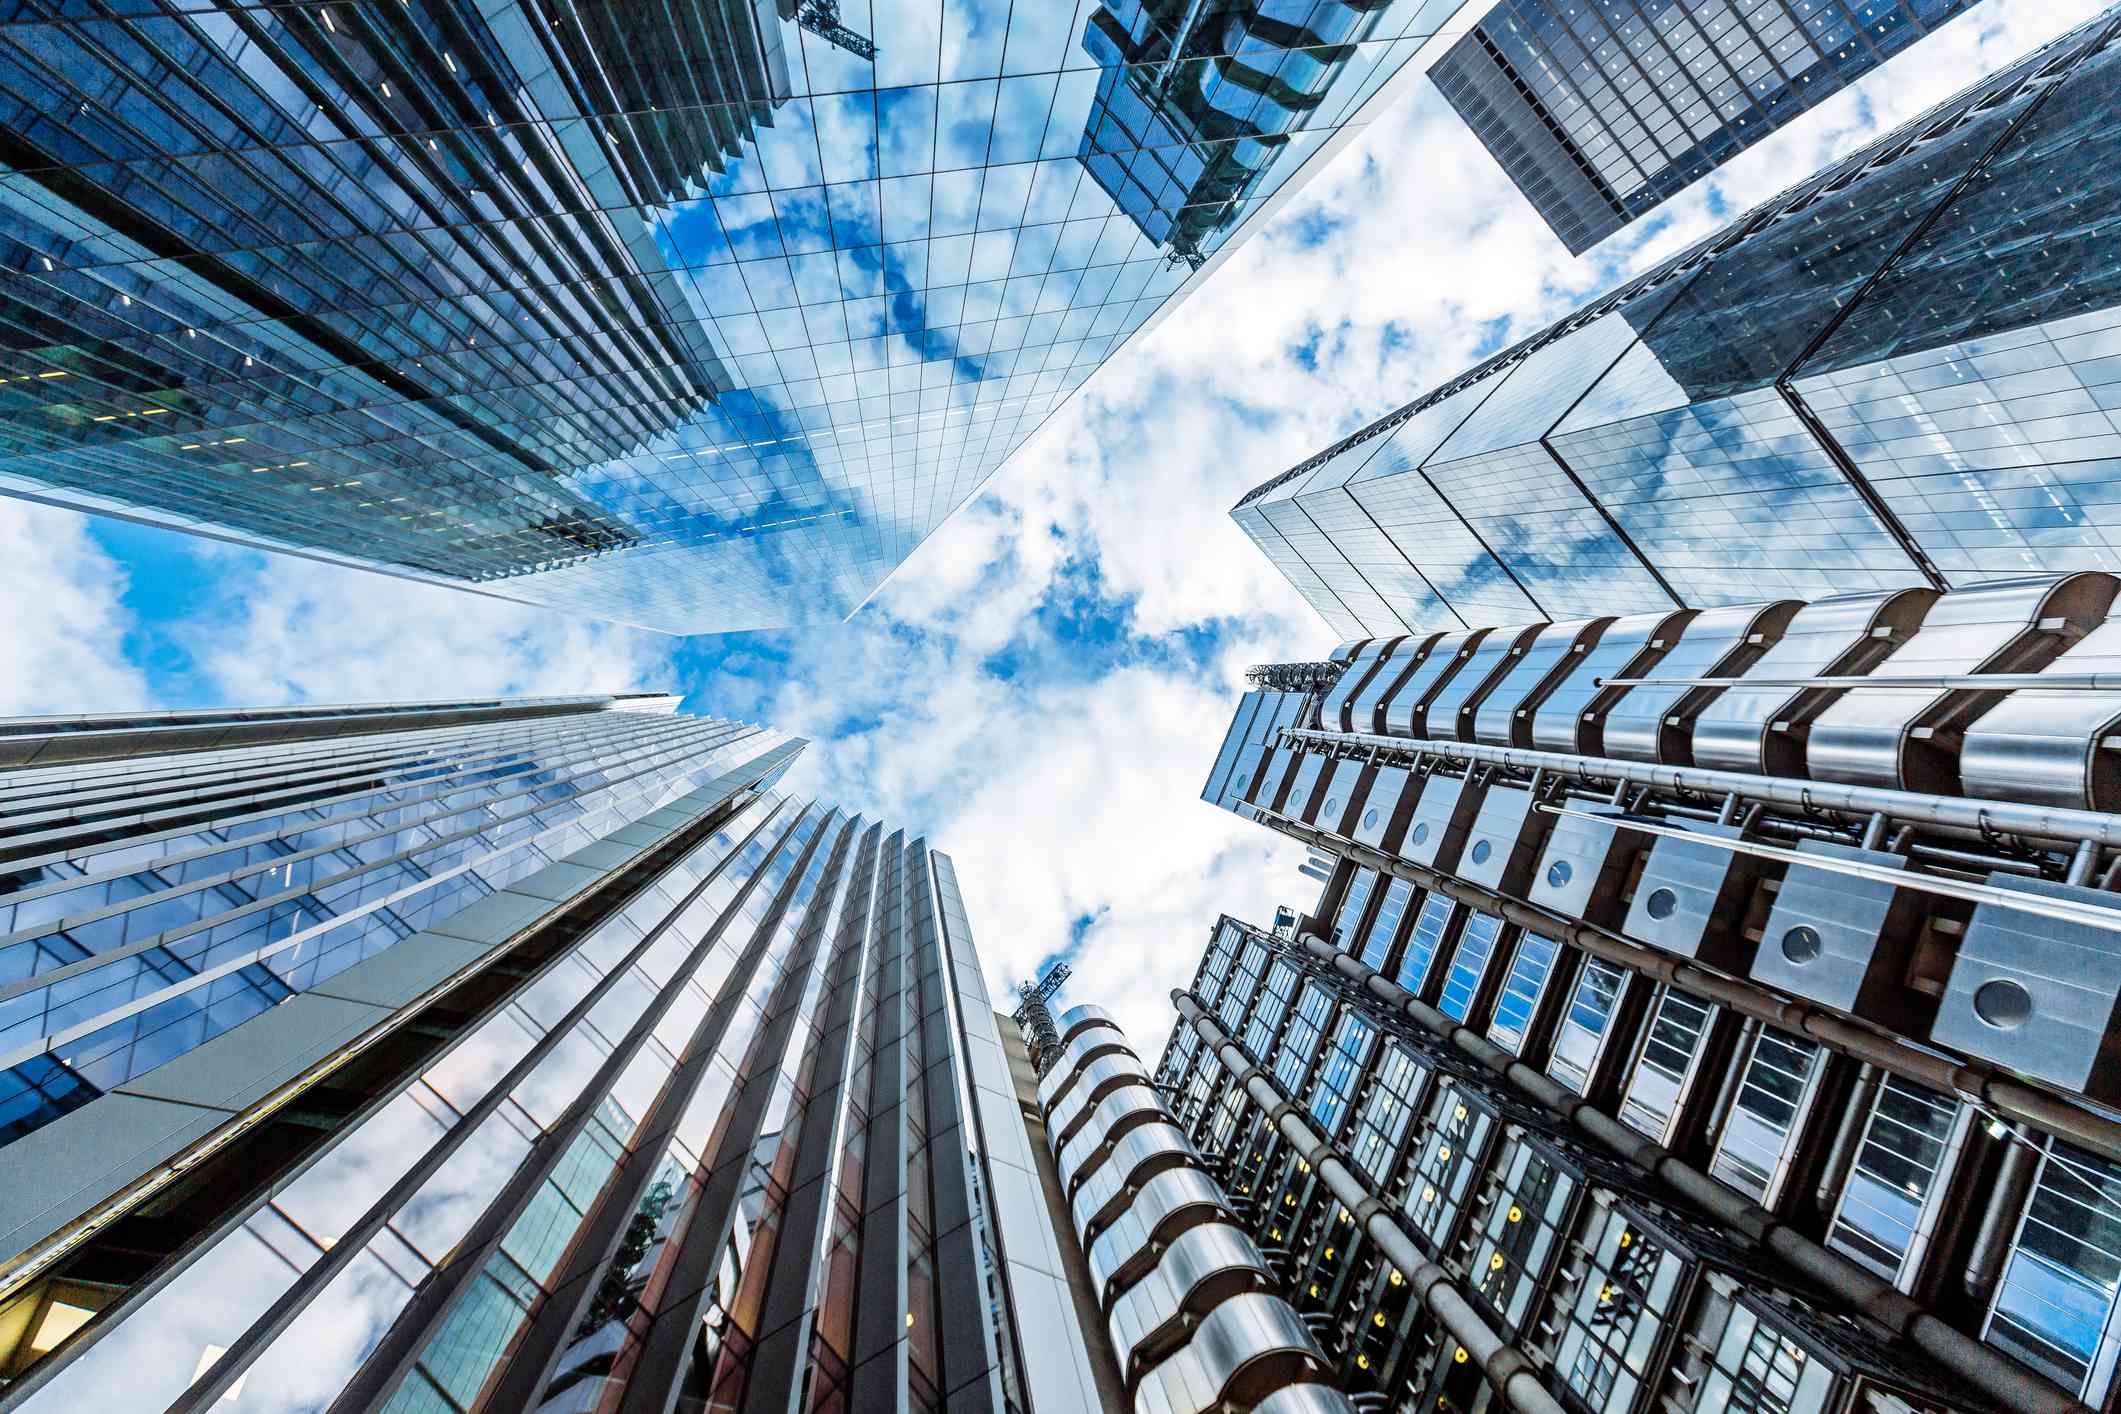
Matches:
[[425, 887, 551, 945], [117, 993, 389, 1113], [311, 931, 494, 1009], [0, 1094, 223, 1263]]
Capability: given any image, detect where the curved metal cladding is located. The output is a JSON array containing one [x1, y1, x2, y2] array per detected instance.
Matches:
[[1049, 1051, 1155, 1147], [1131, 1293, 1350, 1413], [1805, 575, 2119, 794], [1087, 1167, 1236, 1300], [1965, 596, 2121, 810], [0, 700, 1107, 1412], [1037, 1008, 1352, 1410], [1689, 587, 1939, 776]]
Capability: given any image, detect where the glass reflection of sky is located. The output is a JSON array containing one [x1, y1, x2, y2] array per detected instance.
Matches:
[[0, 0, 1463, 633], [1240, 12, 2121, 641]]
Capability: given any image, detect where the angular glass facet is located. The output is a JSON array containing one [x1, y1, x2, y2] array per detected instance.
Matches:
[[0, 0, 1458, 632]]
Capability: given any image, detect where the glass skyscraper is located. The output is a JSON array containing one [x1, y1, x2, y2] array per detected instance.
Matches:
[[0, 0, 1471, 634], [1238, 5, 2121, 640], [0, 695, 1108, 1412], [1430, 0, 1987, 253]]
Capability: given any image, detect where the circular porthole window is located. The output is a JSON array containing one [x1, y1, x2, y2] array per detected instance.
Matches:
[[1973, 979, 2034, 1030], [1324, 797, 1340, 818], [1547, 860, 1573, 888], [1470, 840, 1492, 865], [1780, 925, 1822, 964], [1645, 887, 1678, 920], [1411, 823, 1431, 847], [1362, 808, 1380, 830]]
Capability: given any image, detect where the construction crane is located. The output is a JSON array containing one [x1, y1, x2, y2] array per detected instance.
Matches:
[[794, 0, 878, 61], [1010, 962, 1072, 1075]]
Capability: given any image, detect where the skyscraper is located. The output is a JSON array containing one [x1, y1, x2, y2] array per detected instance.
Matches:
[[0, 0, 1467, 634], [1430, 0, 1988, 254], [0, 695, 1108, 1412], [1153, 601, 2121, 1408], [1236, 5, 2121, 640]]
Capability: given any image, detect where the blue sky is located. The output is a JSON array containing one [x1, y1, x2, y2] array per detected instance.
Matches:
[[0, 0, 2095, 1049]]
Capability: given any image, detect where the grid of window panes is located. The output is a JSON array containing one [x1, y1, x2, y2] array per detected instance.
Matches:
[[1708, 1028, 1824, 1206], [1827, 1077, 1964, 1282], [1273, 979, 1334, 1096], [1546, 957, 1628, 1094], [1236, 10, 2121, 640], [1332, 866, 1380, 951], [1396, 892, 1456, 993], [1486, 931, 1559, 1054], [1432, 0, 1981, 254], [1358, 876, 1415, 969], [1348, 1042, 1426, 1183], [0, 702, 792, 1152], [1615, 988, 1715, 1143], [1986, 1140, 2121, 1397], [0, 0, 1460, 634], [1307, 1010, 1376, 1136], [1436, 910, 1503, 1021]]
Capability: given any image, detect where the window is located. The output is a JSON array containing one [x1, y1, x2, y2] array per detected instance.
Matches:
[[1709, 1029, 1825, 1207], [1616, 989, 1715, 1143], [1217, 940, 1269, 1032], [1468, 1139, 1577, 1334], [1551, 1206, 1687, 1413], [1244, 959, 1300, 1060], [1273, 983, 1333, 1096], [1359, 878, 1415, 970], [1488, 933, 1560, 1054], [1396, 893, 1456, 993], [1331, 869, 1379, 952], [1401, 1086, 1493, 1257], [1307, 1012, 1376, 1137], [1438, 912, 1505, 1021], [1547, 959, 1628, 1094], [1828, 1077, 1966, 1283], [1348, 1044, 1426, 1183], [1987, 1141, 2121, 1399]]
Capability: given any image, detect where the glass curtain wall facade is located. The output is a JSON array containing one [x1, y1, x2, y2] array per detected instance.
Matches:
[[1184, 628, 2121, 1410], [0, 696, 1103, 1413], [1430, 0, 1985, 254], [1237, 6, 2121, 640], [0, 0, 1465, 634]]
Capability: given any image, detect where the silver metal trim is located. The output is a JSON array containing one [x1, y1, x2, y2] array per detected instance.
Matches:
[[1539, 804, 2121, 935]]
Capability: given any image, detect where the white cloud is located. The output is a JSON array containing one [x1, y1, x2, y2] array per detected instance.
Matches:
[[0, 501, 150, 715], [175, 549, 679, 707]]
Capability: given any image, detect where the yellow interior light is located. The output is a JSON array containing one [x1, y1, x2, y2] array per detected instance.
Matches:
[[1309, 1283, 1320, 1297], [1324, 1247, 1335, 1260], [1357, 1354, 1369, 1370], [1389, 1269, 1404, 1286], [1373, 1311, 1386, 1327], [1617, 1230, 1632, 1249], [1507, 1205, 1523, 1224], [1453, 1346, 1468, 1364], [1490, 1254, 1505, 1271]]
